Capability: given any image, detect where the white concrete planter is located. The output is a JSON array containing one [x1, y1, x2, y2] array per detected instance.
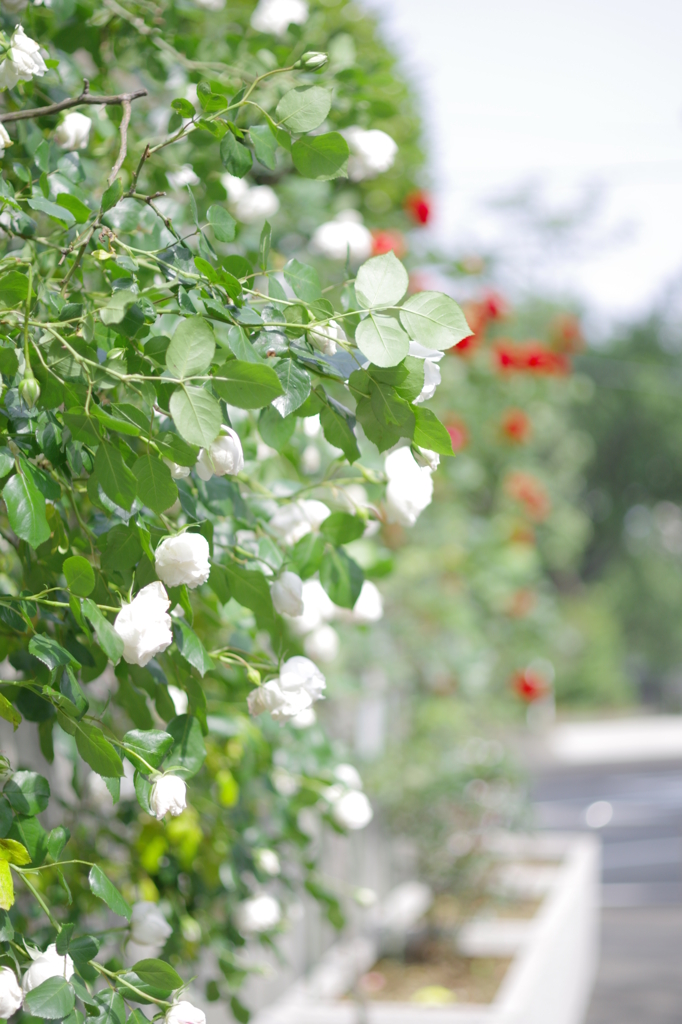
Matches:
[[253, 833, 600, 1024]]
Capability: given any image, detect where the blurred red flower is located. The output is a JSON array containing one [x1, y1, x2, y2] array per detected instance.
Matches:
[[550, 313, 583, 353], [501, 408, 532, 444], [505, 471, 550, 522], [371, 229, 407, 258], [404, 190, 431, 225], [455, 291, 506, 357], [512, 668, 549, 703], [445, 418, 468, 451], [493, 341, 570, 376]]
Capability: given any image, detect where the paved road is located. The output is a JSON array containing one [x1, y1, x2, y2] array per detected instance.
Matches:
[[531, 758, 682, 1022]]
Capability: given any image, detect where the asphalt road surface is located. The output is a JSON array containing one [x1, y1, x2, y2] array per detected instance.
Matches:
[[532, 758, 682, 1023]]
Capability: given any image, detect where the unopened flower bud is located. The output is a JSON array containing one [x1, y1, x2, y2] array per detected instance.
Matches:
[[296, 51, 328, 70], [19, 374, 40, 410], [246, 665, 261, 686]]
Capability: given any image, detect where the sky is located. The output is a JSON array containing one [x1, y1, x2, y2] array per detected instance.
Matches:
[[364, 0, 682, 328]]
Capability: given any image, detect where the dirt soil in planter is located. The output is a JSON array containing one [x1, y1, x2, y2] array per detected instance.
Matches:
[[356, 939, 511, 1005]]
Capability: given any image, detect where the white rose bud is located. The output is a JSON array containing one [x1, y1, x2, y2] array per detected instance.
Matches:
[[0, 967, 22, 1017], [246, 680, 311, 722], [0, 26, 47, 91], [250, 0, 308, 36], [55, 111, 91, 151], [164, 459, 190, 480], [165, 1001, 207, 1024], [235, 894, 281, 934], [22, 945, 74, 994], [412, 447, 440, 471], [114, 582, 173, 667], [196, 425, 244, 481], [155, 533, 210, 590], [310, 212, 373, 264], [308, 319, 345, 357], [270, 571, 304, 617], [334, 763, 363, 790], [254, 848, 281, 876], [279, 655, 326, 703], [130, 901, 172, 947], [0, 124, 13, 159], [331, 790, 373, 831], [150, 775, 187, 820], [296, 51, 328, 70]]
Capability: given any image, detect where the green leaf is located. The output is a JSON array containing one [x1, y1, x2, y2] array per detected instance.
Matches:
[[0, 347, 18, 377], [220, 132, 253, 177], [81, 599, 124, 663], [56, 193, 91, 224], [320, 548, 364, 608], [165, 714, 206, 779], [8, 815, 47, 865], [223, 325, 262, 364], [166, 317, 216, 379], [356, 314, 410, 368], [47, 825, 69, 860], [259, 220, 271, 271], [169, 386, 221, 448], [76, 723, 124, 778], [283, 258, 321, 302], [0, 837, 31, 865], [231, 996, 250, 1024], [212, 361, 283, 409], [123, 729, 173, 771], [131, 959, 183, 992], [320, 403, 360, 462], [276, 86, 332, 133], [133, 456, 178, 514], [258, 406, 296, 450], [4, 771, 49, 816], [0, 271, 32, 306], [3, 469, 51, 548], [272, 359, 311, 417], [250, 124, 278, 170], [90, 405, 144, 437], [63, 555, 96, 597], [349, 368, 416, 452], [99, 524, 143, 573], [207, 204, 236, 243], [29, 635, 76, 670], [292, 132, 348, 180], [355, 252, 409, 309], [24, 976, 75, 1018], [62, 409, 101, 445], [64, 934, 100, 967], [93, 442, 137, 512], [88, 864, 131, 919], [171, 97, 195, 117], [28, 196, 76, 227], [0, 694, 20, 730], [223, 563, 275, 628], [156, 433, 200, 468], [412, 406, 455, 455], [101, 177, 123, 213], [320, 512, 365, 545], [399, 291, 472, 350], [0, 860, 13, 911], [172, 620, 214, 677], [290, 533, 325, 579]]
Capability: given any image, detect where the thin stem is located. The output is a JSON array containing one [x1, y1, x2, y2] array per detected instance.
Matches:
[[0, 81, 148, 124], [18, 871, 61, 931], [108, 98, 132, 186]]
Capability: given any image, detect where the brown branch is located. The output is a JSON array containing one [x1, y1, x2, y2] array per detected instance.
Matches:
[[108, 98, 132, 186], [0, 81, 148, 124]]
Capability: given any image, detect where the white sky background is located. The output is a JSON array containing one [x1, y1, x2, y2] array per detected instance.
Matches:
[[362, 0, 682, 330]]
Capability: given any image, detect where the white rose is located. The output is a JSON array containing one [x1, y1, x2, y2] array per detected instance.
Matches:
[[254, 848, 281, 876], [280, 655, 326, 703], [235, 894, 281, 933], [384, 446, 434, 527], [235, 186, 279, 224], [23, 945, 74, 994], [290, 706, 316, 729], [0, 124, 12, 159], [167, 164, 200, 190], [150, 775, 187, 820], [155, 533, 210, 590], [308, 319, 345, 357], [331, 790, 373, 830], [286, 579, 335, 636], [130, 901, 173, 947], [194, 0, 224, 8], [303, 624, 339, 664], [168, 684, 189, 715], [165, 1001, 206, 1024], [164, 459, 190, 479], [269, 499, 330, 546], [196, 425, 244, 481], [247, 680, 311, 722], [343, 126, 398, 181], [250, 0, 308, 35], [310, 211, 373, 263], [334, 763, 363, 790], [0, 967, 22, 1017], [270, 571, 304, 617], [408, 341, 444, 404], [0, 26, 47, 91], [114, 581, 173, 667], [55, 111, 91, 151], [412, 447, 440, 471]]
